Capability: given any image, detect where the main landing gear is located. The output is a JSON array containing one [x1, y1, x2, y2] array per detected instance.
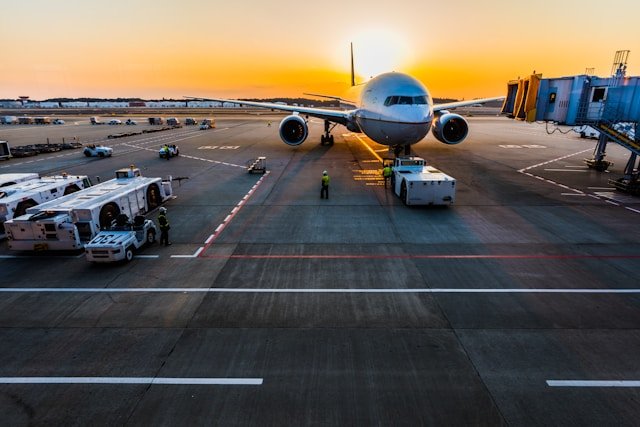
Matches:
[[392, 145, 411, 157], [320, 120, 336, 146]]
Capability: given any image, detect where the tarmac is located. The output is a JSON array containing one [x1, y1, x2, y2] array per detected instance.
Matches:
[[1, 112, 639, 425]]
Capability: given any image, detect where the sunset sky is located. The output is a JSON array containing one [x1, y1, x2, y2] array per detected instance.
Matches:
[[1, 0, 639, 101]]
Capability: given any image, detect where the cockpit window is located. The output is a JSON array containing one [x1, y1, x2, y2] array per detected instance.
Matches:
[[384, 95, 429, 106]]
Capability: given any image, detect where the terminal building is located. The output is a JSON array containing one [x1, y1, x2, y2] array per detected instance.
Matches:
[[502, 51, 640, 193]]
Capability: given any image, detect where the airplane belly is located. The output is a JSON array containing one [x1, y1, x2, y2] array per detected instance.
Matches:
[[357, 117, 430, 146]]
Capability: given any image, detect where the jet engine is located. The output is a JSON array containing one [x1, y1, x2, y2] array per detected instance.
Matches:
[[278, 115, 308, 146], [431, 112, 468, 145]]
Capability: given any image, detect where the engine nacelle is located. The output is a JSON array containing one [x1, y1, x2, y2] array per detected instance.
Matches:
[[432, 112, 468, 145], [279, 115, 308, 146]]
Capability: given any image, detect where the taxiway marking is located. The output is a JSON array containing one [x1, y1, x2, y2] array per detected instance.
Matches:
[[0, 377, 263, 385], [547, 380, 640, 388]]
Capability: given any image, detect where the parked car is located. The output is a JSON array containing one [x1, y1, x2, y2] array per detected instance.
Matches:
[[108, 119, 122, 125], [185, 118, 198, 125], [83, 144, 113, 158], [53, 119, 65, 125], [125, 119, 137, 125]]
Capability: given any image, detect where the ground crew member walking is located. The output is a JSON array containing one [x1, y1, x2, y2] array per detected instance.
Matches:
[[320, 170, 330, 199], [382, 164, 393, 188], [158, 207, 171, 246]]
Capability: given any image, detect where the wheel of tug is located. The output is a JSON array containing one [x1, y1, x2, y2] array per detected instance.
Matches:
[[125, 246, 134, 262], [99, 202, 120, 229], [14, 199, 37, 217], [400, 180, 408, 205], [146, 183, 161, 210]]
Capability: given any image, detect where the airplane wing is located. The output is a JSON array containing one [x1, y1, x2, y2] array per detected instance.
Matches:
[[433, 96, 505, 112], [185, 97, 352, 126]]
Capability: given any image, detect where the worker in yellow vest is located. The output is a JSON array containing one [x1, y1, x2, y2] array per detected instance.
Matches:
[[321, 170, 330, 199], [382, 164, 393, 188]]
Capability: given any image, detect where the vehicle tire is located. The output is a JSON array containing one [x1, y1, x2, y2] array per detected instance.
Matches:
[[15, 199, 37, 217], [84, 150, 91, 157], [320, 135, 326, 145], [400, 180, 408, 205], [146, 184, 161, 210], [98, 152, 105, 158], [146, 229, 156, 244], [329, 135, 334, 145], [390, 173, 396, 189], [64, 184, 80, 195], [125, 247, 134, 262], [99, 202, 120, 229]]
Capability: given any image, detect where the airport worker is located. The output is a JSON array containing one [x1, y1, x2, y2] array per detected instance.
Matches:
[[162, 144, 170, 160], [320, 170, 330, 199], [158, 207, 171, 246], [382, 164, 393, 188]]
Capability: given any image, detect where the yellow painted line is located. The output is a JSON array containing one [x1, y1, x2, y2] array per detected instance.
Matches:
[[353, 134, 383, 163]]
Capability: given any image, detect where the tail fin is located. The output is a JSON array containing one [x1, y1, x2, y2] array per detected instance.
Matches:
[[350, 42, 355, 87]]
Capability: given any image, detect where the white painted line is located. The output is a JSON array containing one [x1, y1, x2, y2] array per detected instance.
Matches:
[[589, 194, 601, 199], [170, 255, 195, 258], [133, 255, 160, 259], [214, 224, 223, 233], [194, 247, 204, 257], [231, 207, 238, 214], [0, 377, 263, 385], [561, 193, 587, 196], [224, 215, 232, 223], [626, 207, 640, 214], [588, 187, 614, 190], [547, 380, 640, 388], [605, 200, 620, 206], [205, 234, 215, 244], [1, 288, 639, 294], [543, 169, 588, 172]]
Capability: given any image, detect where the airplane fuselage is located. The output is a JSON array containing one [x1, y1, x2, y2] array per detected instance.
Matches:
[[352, 72, 434, 146]]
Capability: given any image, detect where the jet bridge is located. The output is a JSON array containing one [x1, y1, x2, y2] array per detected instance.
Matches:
[[502, 51, 640, 193]]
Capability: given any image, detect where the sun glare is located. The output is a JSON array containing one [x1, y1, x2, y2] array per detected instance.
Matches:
[[351, 30, 412, 82]]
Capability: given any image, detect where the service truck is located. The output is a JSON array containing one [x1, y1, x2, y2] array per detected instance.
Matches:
[[5, 167, 172, 251], [389, 156, 456, 206], [0, 174, 91, 238], [85, 214, 157, 262]]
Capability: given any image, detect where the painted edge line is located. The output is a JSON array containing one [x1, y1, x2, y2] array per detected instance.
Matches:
[[547, 380, 640, 387], [0, 377, 263, 385]]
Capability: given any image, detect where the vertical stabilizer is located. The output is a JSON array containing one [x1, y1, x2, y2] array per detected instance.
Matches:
[[350, 42, 355, 87]]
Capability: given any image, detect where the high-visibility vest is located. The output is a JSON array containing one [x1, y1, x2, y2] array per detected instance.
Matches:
[[322, 175, 330, 186], [383, 167, 392, 177]]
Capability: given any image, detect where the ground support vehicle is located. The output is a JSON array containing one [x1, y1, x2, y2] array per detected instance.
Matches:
[[200, 118, 215, 130], [83, 144, 113, 157], [90, 117, 103, 125], [390, 156, 456, 206], [125, 119, 137, 125], [159, 145, 179, 159], [85, 215, 157, 262], [5, 167, 172, 251], [0, 174, 91, 238]]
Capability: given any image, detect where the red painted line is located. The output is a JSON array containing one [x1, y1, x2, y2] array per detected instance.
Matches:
[[198, 254, 640, 260], [199, 172, 270, 256]]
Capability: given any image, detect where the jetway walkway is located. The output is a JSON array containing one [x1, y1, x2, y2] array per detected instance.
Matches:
[[502, 51, 640, 193]]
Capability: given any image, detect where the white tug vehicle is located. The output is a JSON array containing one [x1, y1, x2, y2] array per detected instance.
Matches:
[[85, 213, 157, 262], [389, 156, 456, 206]]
